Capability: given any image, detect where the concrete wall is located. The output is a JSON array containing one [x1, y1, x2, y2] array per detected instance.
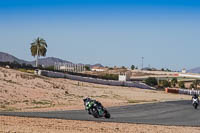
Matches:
[[37, 70, 155, 90]]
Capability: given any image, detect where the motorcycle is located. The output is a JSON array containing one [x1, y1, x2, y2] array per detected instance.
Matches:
[[83, 98, 111, 118], [192, 94, 199, 109]]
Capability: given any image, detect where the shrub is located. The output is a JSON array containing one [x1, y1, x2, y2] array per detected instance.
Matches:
[[131, 65, 135, 70], [171, 78, 178, 87], [108, 67, 113, 70], [84, 65, 91, 71], [121, 66, 126, 69], [159, 80, 171, 88], [45, 66, 54, 71], [192, 80, 200, 89], [145, 77, 158, 86], [178, 81, 185, 88], [190, 83, 195, 89], [101, 74, 118, 80]]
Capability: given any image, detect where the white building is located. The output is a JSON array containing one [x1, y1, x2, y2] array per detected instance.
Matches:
[[118, 71, 131, 81], [54, 63, 85, 73], [182, 68, 186, 73], [91, 67, 106, 72]]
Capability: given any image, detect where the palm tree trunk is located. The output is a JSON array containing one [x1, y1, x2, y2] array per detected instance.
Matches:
[[36, 45, 39, 67]]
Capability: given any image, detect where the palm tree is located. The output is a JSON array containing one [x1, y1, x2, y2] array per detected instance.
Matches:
[[192, 80, 200, 89], [171, 78, 178, 87], [30, 37, 47, 67]]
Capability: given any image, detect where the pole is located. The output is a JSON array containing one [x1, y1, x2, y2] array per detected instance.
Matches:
[[141, 57, 144, 70]]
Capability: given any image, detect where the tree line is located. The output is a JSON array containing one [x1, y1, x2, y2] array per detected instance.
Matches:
[[144, 77, 200, 90]]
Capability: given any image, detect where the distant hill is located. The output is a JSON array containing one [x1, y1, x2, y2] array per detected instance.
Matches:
[[92, 63, 104, 67], [0, 52, 73, 67], [30, 57, 72, 67], [0, 51, 103, 67], [85, 63, 104, 68], [187, 67, 200, 74], [0, 52, 29, 64]]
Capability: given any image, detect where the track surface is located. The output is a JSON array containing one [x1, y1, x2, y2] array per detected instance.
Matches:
[[1, 100, 200, 126]]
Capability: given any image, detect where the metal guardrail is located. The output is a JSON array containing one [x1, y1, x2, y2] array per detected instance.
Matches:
[[165, 88, 200, 95]]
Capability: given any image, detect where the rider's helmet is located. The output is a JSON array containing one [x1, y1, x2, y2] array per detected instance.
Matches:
[[193, 94, 199, 98], [83, 97, 91, 102]]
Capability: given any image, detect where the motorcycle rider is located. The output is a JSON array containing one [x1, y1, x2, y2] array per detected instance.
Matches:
[[83, 97, 92, 114], [192, 94, 199, 104], [83, 97, 104, 114], [83, 97, 111, 118]]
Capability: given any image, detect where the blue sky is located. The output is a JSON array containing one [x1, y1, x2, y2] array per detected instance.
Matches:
[[0, 0, 200, 70]]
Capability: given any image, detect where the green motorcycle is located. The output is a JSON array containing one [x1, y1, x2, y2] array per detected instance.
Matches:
[[83, 98, 111, 118]]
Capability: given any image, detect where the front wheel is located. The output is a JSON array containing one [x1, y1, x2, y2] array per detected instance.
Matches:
[[92, 107, 100, 118], [104, 110, 111, 119], [88, 108, 92, 114]]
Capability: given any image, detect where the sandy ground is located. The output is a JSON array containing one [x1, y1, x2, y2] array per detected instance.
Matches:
[[1, 116, 200, 133], [0, 67, 196, 133]]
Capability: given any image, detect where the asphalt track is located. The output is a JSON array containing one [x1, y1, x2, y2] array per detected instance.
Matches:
[[0, 100, 200, 126]]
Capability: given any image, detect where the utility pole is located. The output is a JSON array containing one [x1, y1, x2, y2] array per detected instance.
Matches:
[[141, 57, 144, 70]]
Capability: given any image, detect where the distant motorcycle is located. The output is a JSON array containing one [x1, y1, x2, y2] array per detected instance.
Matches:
[[192, 94, 199, 109], [83, 98, 111, 118]]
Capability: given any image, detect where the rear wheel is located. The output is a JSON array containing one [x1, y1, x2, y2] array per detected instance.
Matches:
[[193, 103, 198, 109]]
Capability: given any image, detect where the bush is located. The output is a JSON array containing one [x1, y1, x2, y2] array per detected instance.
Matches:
[[159, 80, 171, 88], [0, 61, 34, 69], [45, 66, 54, 71], [121, 66, 126, 69], [171, 78, 178, 87], [190, 83, 195, 89], [108, 67, 113, 70], [84, 66, 91, 71], [192, 80, 200, 89], [145, 77, 158, 86], [101, 74, 118, 80], [178, 81, 185, 88], [131, 65, 135, 70]]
